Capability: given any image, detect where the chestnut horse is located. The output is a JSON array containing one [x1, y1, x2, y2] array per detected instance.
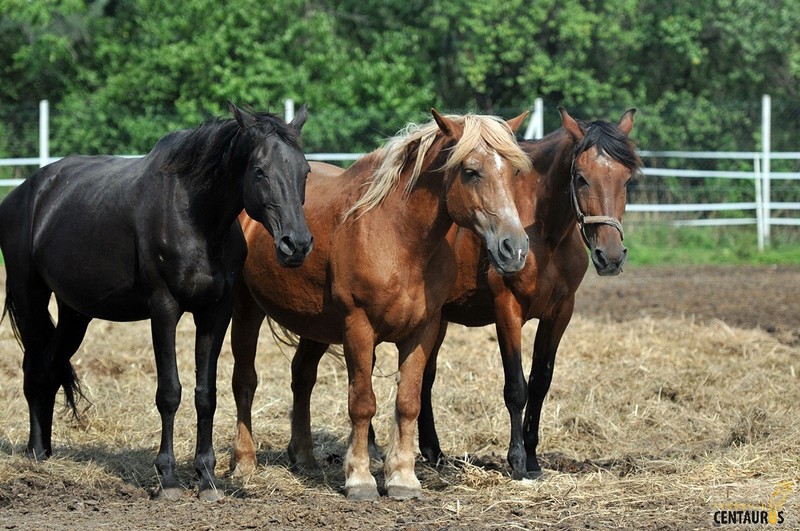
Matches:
[[288, 107, 643, 481], [230, 110, 531, 500], [0, 103, 312, 500]]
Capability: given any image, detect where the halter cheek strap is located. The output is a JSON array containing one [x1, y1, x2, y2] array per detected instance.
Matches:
[[569, 158, 624, 248]]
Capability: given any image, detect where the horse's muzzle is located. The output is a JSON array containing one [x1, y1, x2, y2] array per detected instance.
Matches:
[[276, 233, 314, 268], [592, 245, 627, 276], [490, 232, 529, 275]]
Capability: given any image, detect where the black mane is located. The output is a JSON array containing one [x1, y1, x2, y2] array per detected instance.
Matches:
[[158, 111, 301, 192], [574, 119, 642, 172]]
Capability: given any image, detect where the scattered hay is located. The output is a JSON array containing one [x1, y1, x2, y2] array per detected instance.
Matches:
[[1, 272, 799, 528]]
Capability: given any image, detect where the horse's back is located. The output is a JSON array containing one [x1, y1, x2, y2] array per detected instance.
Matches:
[[1, 156, 151, 319]]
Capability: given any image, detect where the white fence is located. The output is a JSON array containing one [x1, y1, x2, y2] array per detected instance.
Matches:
[[634, 149, 800, 251], [1, 97, 797, 251]]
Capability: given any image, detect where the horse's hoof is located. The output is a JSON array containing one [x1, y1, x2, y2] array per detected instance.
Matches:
[[420, 448, 445, 467], [346, 485, 379, 501], [230, 461, 256, 478], [386, 485, 424, 500], [290, 459, 321, 474], [512, 470, 524, 480], [198, 487, 224, 502], [157, 487, 183, 501], [522, 468, 545, 480]]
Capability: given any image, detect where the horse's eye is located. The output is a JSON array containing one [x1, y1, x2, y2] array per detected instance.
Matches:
[[576, 174, 589, 187], [254, 167, 265, 179], [463, 168, 481, 182]]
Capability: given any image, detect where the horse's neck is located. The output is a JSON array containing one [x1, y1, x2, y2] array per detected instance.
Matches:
[[183, 136, 247, 239], [382, 167, 453, 264], [532, 134, 577, 245]]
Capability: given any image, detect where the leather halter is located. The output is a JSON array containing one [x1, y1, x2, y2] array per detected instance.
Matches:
[[569, 156, 624, 248]]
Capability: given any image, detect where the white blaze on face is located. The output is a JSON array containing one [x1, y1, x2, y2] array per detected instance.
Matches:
[[491, 150, 524, 232]]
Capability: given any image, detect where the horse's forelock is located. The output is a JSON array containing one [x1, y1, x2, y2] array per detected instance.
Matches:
[[249, 112, 302, 149], [575, 119, 642, 171], [443, 115, 532, 174]]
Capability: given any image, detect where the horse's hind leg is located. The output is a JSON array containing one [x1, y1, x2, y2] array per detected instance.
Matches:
[[417, 319, 448, 465], [13, 283, 57, 460], [288, 337, 329, 469], [230, 279, 266, 476]]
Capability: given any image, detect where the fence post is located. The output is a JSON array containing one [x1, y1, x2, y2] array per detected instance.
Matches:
[[761, 94, 771, 247], [39, 99, 49, 167], [524, 97, 544, 139], [284, 99, 295, 124], [754, 155, 764, 252]]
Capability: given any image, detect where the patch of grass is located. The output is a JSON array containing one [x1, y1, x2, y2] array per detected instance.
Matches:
[[625, 223, 800, 266]]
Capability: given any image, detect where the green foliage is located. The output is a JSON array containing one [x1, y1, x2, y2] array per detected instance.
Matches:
[[0, 0, 798, 158]]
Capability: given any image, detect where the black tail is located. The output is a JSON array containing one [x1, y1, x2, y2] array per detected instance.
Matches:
[[3, 287, 85, 420], [3, 287, 24, 351]]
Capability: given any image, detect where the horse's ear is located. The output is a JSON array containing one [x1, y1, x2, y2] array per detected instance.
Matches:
[[228, 100, 255, 131], [290, 103, 309, 133], [506, 111, 529, 134], [431, 108, 463, 138], [558, 106, 585, 142], [618, 108, 636, 136]]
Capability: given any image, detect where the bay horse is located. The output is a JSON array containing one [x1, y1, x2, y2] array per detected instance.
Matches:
[[287, 107, 642, 481], [0, 103, 313, 501], [230, 110, 532, 500]]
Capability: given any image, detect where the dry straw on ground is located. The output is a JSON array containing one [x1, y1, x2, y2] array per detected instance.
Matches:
[[0, 268, 799, 529]]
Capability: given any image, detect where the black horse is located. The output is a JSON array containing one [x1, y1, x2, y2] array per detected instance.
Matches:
[[0, 102, 313, 500]]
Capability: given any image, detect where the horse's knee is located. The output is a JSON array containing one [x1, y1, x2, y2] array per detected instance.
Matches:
[[504, 378, 528, 413], [348, 386, 376, 424], [395, 392, 421, 422], [194, 386, 217, 416], [156, 383, 182, 414]]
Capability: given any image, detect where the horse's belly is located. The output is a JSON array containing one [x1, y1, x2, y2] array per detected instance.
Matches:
[[48, 275, 149, 321], [35, 245, 149, 320]]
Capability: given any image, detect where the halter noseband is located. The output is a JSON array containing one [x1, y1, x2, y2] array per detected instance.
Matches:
[[569, 156, 624, 248]]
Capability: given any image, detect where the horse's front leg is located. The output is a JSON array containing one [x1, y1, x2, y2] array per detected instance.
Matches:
[[385, 317, 443, 500], [149, 296, 183, 500], [493, 292, 529, 479], [342, 311, 379, 501], [192, 299, 233, 501], [523, 296, 574, 476]]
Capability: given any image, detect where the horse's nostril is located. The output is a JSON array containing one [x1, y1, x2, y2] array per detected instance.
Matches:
[[279, 236, 297, 255], [501, 237, 516, 257], [593, 248, 608, 268]]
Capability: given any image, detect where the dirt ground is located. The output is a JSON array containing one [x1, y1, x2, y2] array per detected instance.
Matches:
[[0, 264, 798, 530], [576, 264, 800, 346]]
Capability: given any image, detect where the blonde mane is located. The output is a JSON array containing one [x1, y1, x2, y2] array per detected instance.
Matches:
[[345, 113, 532, 219]]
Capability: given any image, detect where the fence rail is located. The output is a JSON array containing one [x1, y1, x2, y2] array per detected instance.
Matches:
[[1, 96, 797, 251]]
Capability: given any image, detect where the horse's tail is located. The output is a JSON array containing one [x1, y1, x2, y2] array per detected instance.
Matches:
[[265, 317, 344, 358], [2, 285, 24, 350], [60, 364, 85, 421], [3, 285, 85, 421], [265, 316, 301, 349]]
